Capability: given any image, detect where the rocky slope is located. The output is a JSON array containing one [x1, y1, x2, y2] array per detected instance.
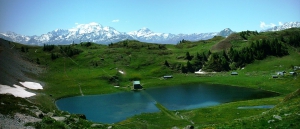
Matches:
[[0, 39, 44, 86]]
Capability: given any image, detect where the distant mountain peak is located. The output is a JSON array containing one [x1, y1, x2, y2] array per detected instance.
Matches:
[[127, 27, 155, 37], [137, 27, 152, 33], [48, 29, 68, 35], [217, 28, 234, 37], [223, 28, 232, 31], [69, 22, 103, 33]]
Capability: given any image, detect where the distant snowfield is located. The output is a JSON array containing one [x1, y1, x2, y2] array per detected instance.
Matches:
[[0, 81, 43, 98]]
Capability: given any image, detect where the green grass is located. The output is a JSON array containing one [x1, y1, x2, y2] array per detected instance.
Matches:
[[34, 41, 298, 128], [1, 28, 300, 128], [207, 89, 300, 129]]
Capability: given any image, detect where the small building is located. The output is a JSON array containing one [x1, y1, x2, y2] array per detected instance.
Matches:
[[133, 81, 143, 90], [294, 66, 300, 71], [277, 71, 286, 76], [289, 72, 297, 76], [163, 75, 173, 79], [231, 72, 238, 75]]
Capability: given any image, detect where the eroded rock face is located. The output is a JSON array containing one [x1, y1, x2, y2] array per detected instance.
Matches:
[[0, 113, 41, 129], [15, 113, 42, 123]]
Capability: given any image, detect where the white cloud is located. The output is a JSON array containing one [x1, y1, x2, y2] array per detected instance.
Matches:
[[75, 22, 79, 25], [260, 21, 276, 29], [279, 21, 283, 26], [112, 19, 120, 23]]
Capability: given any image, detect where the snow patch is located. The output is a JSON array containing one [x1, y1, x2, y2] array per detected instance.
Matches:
[[195, 69, 207, 74], [19, 81, 43, 90], [0, 84, 36, 98], [0, 82, 43, 98], [119, 70, 125, 74]]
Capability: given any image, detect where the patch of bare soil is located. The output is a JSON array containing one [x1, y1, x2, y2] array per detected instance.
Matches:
[[211, 33, 242, 51]]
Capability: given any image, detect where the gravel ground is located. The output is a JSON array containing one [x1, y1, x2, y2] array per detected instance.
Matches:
[[0, 113, 41, 129]]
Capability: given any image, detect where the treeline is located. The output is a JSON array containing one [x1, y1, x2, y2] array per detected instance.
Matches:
[[59, 46, 82, 57], [43, 44, 55, 51], [21, 46, 29, 52], [175, 39, 197, 49], [108, 40, 167, 50], [166, 35, 293, 73], [165, 51, 209, 73], [81, 42, 92, 47], [223, 38, 288, 70], [42, 44, 82, 60], [51, 53, 59, 60], [281, 30, 300, 47], [239, 30, 259, 40]]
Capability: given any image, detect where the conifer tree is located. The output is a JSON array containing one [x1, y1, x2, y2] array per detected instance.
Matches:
[[36, 58, 40, 64], [187, 61, 194, 73], [185, 52, 192, 60], [21, 46, 25, 52], [164, 60, 170, 67]]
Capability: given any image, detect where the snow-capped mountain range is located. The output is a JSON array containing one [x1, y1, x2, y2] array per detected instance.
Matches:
[[0, 22, 234, 45], [1, 21, 298, 45], [261, 22, 300, 32]]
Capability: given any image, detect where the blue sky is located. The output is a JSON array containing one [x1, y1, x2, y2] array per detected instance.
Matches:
[[0, 0, 299, 36]]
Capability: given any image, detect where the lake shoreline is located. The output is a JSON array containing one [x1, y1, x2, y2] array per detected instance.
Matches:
[[56, 83, 279, 123]]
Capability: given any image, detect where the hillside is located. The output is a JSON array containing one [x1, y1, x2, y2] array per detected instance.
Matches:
[[0, 40, 45, 86], [0, 28, 300, 128]]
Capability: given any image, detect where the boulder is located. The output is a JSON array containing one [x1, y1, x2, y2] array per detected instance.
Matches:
[[184, 125, 194, 129], [76, 114, 86, 119], [91, 124, 104, 128], [51, 116, 66, 122], [171, 126, 180, 129], [46, 112, 54, 117], [273, 115, 282, 120]]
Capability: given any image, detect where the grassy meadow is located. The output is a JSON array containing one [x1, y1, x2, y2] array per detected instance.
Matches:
[[2, 28, 300, 128]]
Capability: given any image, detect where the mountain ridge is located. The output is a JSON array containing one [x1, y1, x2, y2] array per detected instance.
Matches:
[[261, 21, 300, 32], [4, 21, 299, 45]]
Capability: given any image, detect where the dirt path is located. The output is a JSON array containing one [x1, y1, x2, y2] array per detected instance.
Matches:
[[63, 57, 84, 96]]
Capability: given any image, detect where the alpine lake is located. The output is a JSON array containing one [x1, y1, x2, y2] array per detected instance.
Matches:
[[56, 84, 278, 123]]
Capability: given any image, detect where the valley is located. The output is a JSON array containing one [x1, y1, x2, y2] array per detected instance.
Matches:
[[0, 28, 300, 128]]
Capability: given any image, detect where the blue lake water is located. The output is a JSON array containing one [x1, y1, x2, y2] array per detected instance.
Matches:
[[56, 84, 278, 123]]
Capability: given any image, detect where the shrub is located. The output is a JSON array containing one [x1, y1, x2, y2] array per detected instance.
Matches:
[[128, 73, 142, 81]]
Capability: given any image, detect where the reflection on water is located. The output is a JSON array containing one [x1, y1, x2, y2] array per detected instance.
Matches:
[[56, 84, 278, 123]]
